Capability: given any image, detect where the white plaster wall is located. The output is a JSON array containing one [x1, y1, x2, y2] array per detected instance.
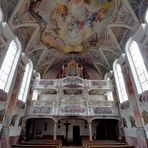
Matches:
[[57, 119, 89, 142], [57, 119, 89, 140]]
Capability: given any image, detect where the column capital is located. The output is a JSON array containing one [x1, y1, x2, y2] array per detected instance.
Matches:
[[87, 119, 92, 124], [54, 120, 58, 124]]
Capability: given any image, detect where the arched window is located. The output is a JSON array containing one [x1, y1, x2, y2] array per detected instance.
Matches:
[[107, 91, 113, 101], [113, 61, 128, 103], [106, 77, 113, 101], [128, 41, 148, 94], [0, 40, 18, 92], [18, 60, 33, 102], [145, 9, 148, 23], [32, 90, 39, 101], [0, 8, 3, 22]]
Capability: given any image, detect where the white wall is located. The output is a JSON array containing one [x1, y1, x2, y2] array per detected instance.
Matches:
[[57, 119, 89, 142], [33, 118, 89, 141]]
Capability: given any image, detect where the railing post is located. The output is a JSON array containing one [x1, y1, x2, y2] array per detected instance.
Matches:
[[53, 120, 57, 140], [88, 121, 92, 141]]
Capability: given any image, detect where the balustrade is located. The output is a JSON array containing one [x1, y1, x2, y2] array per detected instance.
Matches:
[[29, 99, 119, 117], [32, 77, 112, 90]]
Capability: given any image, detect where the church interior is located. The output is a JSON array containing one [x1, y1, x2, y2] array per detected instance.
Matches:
[[0, 0, 148, 148]]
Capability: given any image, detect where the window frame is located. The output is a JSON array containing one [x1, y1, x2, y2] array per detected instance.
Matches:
[[126, 40, 148, 94], [0, 8, 3, 22], [0, 40, 19, 92], [17, 60, 33, 103], [113, 60, 128, 103], [145, 9, 148, 24]]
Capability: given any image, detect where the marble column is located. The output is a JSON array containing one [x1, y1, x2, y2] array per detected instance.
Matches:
[[53, 121, 57, 140], [88, 121, 92, 141], [1, 116, 11, 148]]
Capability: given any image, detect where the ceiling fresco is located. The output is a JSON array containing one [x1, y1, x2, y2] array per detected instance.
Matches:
[[6, 0, 146, 79], [27, 0, 116, 53], [14, 26, 36, 50]]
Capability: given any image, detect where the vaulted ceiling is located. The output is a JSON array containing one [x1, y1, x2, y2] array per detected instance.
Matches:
[[1, 0, 147, 79]]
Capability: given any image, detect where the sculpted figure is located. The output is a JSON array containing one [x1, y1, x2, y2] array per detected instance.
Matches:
[[129, 116, 136, 128], [142, 110, 148, 125], [0, 109, 5, 123], [10, 114, 18, 126]]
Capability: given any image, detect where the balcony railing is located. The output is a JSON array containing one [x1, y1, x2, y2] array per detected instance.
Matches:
[[32, 77, 112, 90], [33, 79, 57, 90], [88, 80, 112, 90], [59, 103, 86, 116], [29, 100, 119, 117]]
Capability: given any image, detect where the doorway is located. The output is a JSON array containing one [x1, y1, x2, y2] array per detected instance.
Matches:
[[95, 119, 118, 140], [26, 119, 35, 140], [73, 126, 80, 145]]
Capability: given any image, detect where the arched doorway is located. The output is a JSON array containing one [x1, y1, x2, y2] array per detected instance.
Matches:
[[92, 119, 119, 141], [26, 118, 54, 140]]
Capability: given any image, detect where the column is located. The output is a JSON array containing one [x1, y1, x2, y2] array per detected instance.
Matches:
[[118, 119, 124, 142], [83, 88, 89, 115], [25, 97, 32, 116], [88, 121, 92, 141], [1, 122, 10, 148], [53, 121, 57, 140]]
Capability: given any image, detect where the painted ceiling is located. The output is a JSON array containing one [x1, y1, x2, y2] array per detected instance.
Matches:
[[5, 0, 147, 79]]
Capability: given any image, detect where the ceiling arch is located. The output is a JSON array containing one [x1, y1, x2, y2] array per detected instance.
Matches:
[[6, 0, 144, 79]]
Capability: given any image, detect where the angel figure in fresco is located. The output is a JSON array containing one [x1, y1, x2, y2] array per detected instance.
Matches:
[[50, 3, 68, 24], [142, 110, 148, 125], [129, 116, 136, 128]]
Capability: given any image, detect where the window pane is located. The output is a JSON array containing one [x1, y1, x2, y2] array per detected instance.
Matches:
[[0, 40, 18, 92], [8, 53, 15, 60], [146, 9, 148, 23], [129, 41, 148, 93], [11, 48, 17, 55], [0, 70, 3, 78], [21, 82, 26, 88], [0, 81, 5, 89], [0, 8, 2, 22], [1, 73, 8, 82], [18, 63, 31, 102], [115, 63, 128, 103], [4, 65, 11, 75]]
